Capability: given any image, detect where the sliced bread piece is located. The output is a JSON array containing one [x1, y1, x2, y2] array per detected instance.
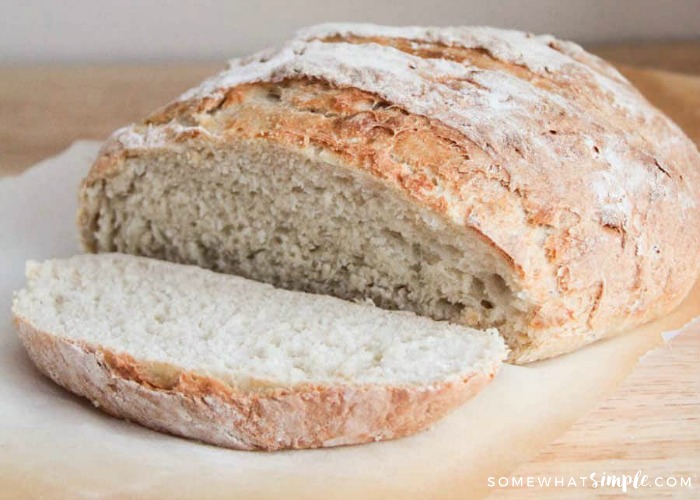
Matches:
[[12, 253, 505, 450]]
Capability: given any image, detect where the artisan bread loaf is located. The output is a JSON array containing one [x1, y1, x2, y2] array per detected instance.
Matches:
[[78, 24, 700, 363], [12, 253, 505, 450]]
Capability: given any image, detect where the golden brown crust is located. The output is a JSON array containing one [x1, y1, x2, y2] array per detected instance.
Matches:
[[15, 315, 494, 451], [79, 26, 700, 362]]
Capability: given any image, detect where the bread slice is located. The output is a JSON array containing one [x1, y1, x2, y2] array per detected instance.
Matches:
[[78, 24, 700, 363], [12, 253, 505, 450]]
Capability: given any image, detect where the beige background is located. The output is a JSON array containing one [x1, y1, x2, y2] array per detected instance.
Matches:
[[2, 0, 699, 64]]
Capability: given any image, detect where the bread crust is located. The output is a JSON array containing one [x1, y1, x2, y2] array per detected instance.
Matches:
[[14, 315, 495, 451], [79, 25, 700, 362]]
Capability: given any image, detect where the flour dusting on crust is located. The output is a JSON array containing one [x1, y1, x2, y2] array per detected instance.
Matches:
[[168, 25, 696, 220]]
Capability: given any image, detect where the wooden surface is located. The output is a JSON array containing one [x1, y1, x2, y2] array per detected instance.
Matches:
[[1, 42, 699, 498], [492, 322, 700, 498], [594, 41, 700, 75], [0, 63, 221, 174]]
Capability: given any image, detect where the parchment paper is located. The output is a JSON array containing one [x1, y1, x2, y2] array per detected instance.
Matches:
[[1, 142, 698, 500]]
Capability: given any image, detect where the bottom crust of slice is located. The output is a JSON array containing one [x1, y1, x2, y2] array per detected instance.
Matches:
[[15, 316, 496, 451]]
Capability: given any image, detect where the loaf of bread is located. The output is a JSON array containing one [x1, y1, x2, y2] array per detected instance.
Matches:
[[79, 24, 700, 363], [12, 254, 505, 450]]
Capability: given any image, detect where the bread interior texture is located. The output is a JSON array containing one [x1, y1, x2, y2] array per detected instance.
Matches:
[[14, 254, 505, 390], [81, 141, 529, 350]]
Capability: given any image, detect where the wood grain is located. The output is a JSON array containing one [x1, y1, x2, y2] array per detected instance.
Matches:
[[490, 325, 700, 499], [0, 43, 699, 499]]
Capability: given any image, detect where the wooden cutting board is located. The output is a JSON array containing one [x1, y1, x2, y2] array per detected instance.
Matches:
[[0, 44, 698, 498]]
